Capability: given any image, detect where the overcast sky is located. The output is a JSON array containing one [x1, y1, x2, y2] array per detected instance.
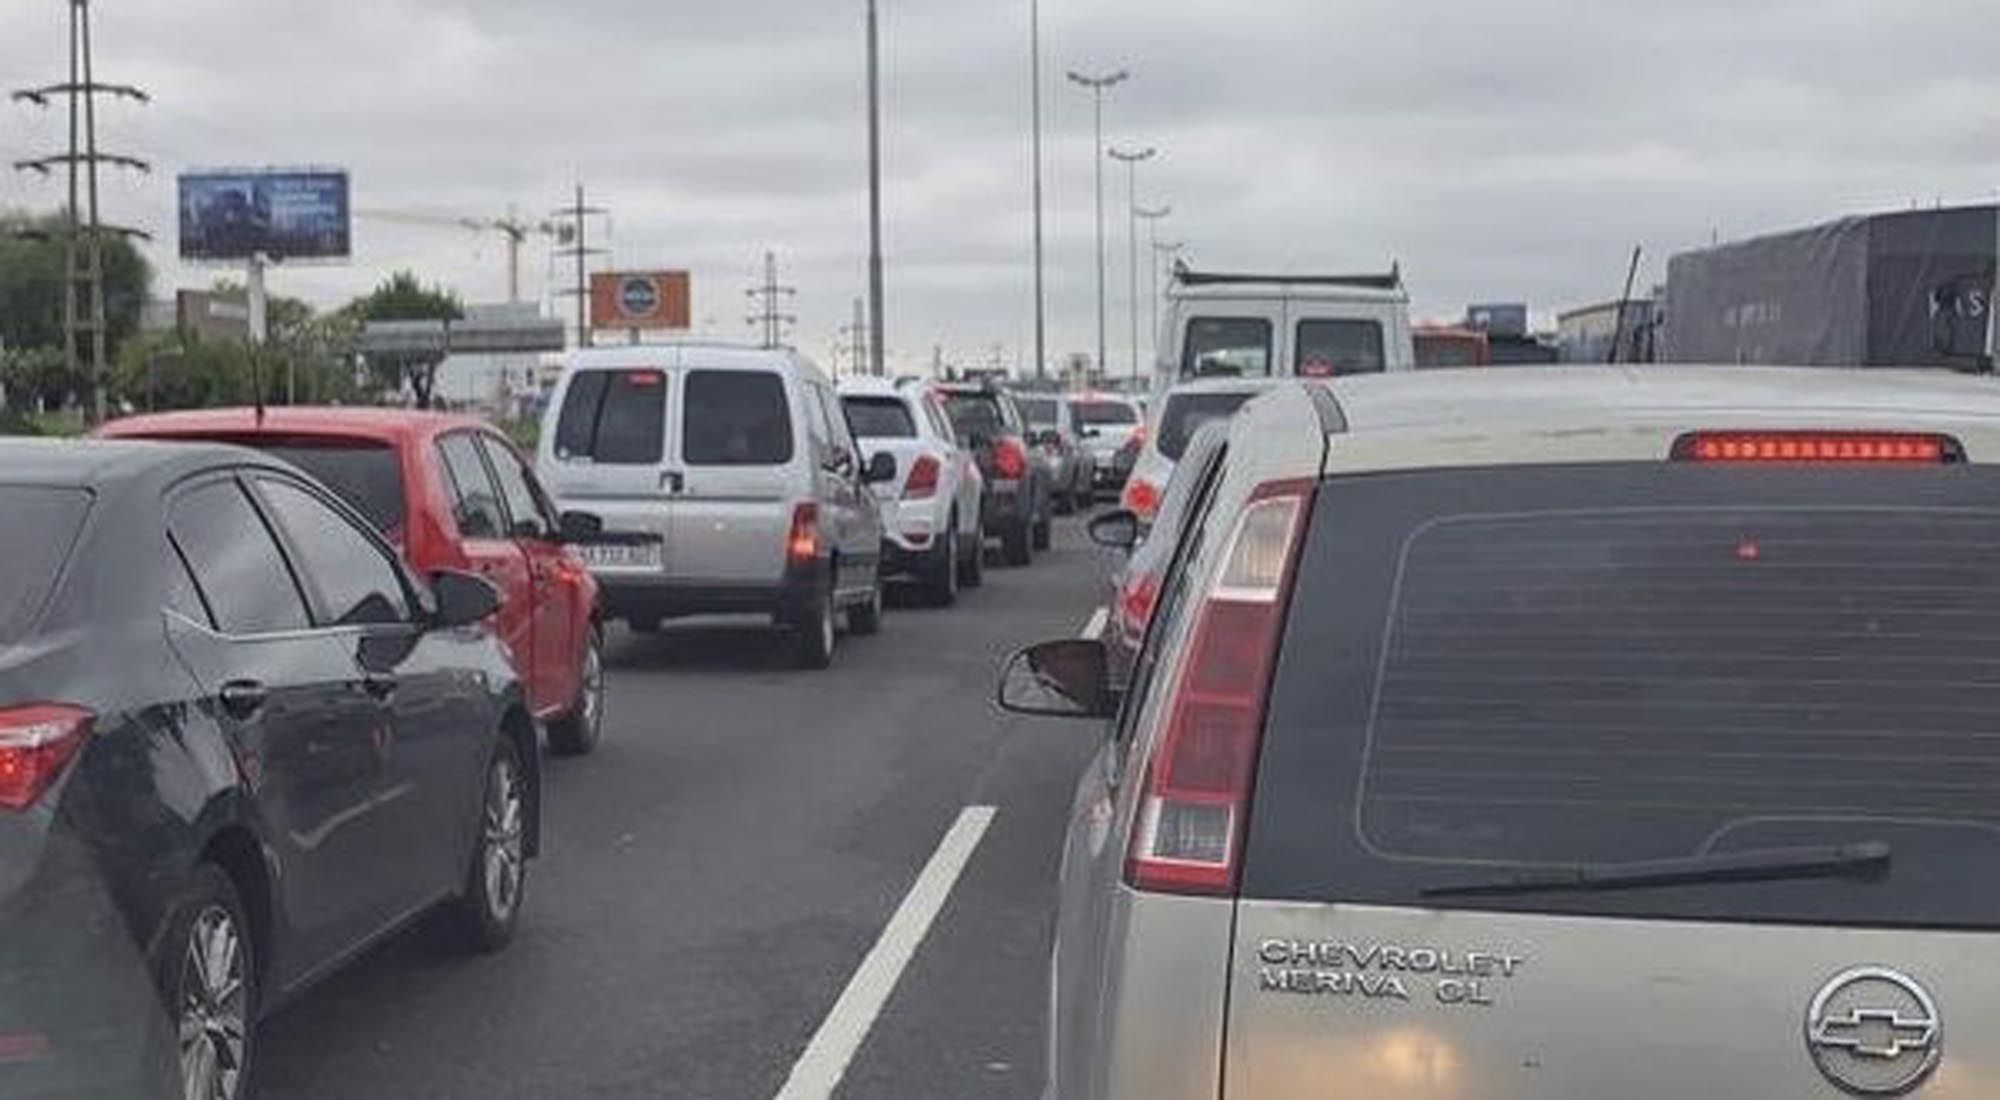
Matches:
[[2, 0, 1996, 374]]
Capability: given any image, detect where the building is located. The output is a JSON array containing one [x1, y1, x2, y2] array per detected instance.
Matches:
[[1558, 299, 1656, 364], [141, 289, 252, 344]]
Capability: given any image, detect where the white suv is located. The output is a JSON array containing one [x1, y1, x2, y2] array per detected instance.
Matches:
[[838, 377, 986, 606]]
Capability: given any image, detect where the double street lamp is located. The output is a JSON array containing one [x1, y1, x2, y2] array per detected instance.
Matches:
[[1067, 68, 1127, 381]]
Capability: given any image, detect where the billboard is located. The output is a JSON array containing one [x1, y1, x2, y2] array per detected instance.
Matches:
[[178, 169, 351, 262], [590, 271, 691, 331]]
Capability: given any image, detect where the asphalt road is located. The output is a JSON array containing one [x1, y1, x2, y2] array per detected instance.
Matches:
[[258, 516, 1111, 1100]]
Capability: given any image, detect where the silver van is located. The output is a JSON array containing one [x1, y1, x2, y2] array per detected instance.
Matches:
[[1007, 366, 2000, 1098], [537, 344, 892, 668]]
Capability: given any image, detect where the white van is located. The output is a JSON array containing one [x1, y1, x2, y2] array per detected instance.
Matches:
[[535, 344, 893, 669], [1159, 268, 1416, 392]]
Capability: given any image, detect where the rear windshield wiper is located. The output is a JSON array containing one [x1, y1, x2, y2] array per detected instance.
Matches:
[[1419, 841, 1892, 899]]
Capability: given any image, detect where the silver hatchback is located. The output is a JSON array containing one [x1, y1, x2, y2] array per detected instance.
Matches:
[[1005, 366, 2000, 1099]]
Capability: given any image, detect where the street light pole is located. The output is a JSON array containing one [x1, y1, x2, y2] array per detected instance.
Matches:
[[866, 0, 887, 377], [1029, 0, 1047, 381], [1067, 68, 1127, 382], [1135, 205, 1171, 371], [1108, 145, 1156, 384]]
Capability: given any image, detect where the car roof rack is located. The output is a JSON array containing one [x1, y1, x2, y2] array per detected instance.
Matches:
[[1172, 261, 1403, 291]]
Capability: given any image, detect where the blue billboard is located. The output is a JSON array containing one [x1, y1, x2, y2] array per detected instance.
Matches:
[[178, 169, 350, 262]]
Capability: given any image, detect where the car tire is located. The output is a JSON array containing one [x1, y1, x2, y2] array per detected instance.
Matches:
[[848, 574, 885, 636], [547, 625, 605, 757], [1033, 508, 1053, 552], [1003, 519, 1033, 566], [959, 520, 986, 588], [445, 735, 529, 954], [791, 584, 836, 669], [1053, 490, 1075, 516], [157, 864, 258, 1100], [924, 523, 960, 607]]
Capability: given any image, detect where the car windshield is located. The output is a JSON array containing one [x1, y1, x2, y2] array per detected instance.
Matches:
[[842, 396, 917, 439], [1157, 391, 1260, 460], [1014, 396, 1059, 426], [1073, 401, 1137, 427], [0, 487, 91, 645]]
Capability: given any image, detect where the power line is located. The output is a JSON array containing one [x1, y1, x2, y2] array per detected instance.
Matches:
[[12, 0, 151, 426], [549, 184, 608, 350], [746, 251, 798, 350]]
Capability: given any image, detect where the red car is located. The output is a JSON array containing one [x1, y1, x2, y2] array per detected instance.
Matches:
[[101, 407, 608, 754]]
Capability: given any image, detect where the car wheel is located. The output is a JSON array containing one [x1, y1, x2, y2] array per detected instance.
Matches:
[[1053, 489, 1075, 516], [848, 574, 885, 636], [447, 736, 528, 953], [1033, 508, 1053, 552], [925, 523, 960, 607], [791, 584, 836, 669], [959, 520, 986, 588], [1003, 519, 1033, 566], [547, 625, 605, 757], [158, 864, 257, 1100]]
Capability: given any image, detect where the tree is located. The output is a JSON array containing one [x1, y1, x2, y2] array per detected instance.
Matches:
[[0, 208, 154, 405], [344, 271, 464, 408]]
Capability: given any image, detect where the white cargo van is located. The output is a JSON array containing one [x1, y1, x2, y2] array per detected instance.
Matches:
[[1158, 267, 1416, 393]]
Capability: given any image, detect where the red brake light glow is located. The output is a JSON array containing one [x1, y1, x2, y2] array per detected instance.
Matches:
[[1675, 431, 1960, 464], [0, 704, 93, 812], [993, 438, 1029, 481], [1122, 477, 1161, 521], [903, 454, 941, 500], [787, 503, 821, 565], [1126, 481, 1310, 896], [625, 371, 666, 388]]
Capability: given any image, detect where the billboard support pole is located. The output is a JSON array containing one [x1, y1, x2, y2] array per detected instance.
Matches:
[[246, 252, 269, 345]]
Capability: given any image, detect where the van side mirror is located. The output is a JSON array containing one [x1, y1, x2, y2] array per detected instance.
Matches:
[[997, 639, 1118, 719], [1088, 509, 1142, 552], [864, 451, 898, 484], [557, 510, 604, 544]]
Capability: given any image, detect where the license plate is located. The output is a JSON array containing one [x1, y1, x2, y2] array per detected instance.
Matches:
[[578, 541, 662, 570]]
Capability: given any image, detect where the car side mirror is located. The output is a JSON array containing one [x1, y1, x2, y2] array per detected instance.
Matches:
[[427, 569, 501, 629], [1088, 509, 1142, 552], [997, 639, 1118, 719], [557, 510, 604, 544], [863, 451, 899, 484]]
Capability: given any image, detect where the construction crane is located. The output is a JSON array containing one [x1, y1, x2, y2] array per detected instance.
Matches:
[[353, 207, 572, 303]]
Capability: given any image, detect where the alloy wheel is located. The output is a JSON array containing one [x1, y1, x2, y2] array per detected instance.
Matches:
[[178, 906, 248, 1100], [481, 754, 526, 924]]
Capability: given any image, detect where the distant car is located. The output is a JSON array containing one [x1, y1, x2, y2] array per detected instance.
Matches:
[[1120, 377, 1277, 523], [937, 382, 1053, 566], [1068, 393, 1145, 499], [1013, 393, 1095, 514], [101, 407, 609, 755], [0, 439, 536, 1100], [839, 377, 986, 605], [1010, 366, 2000, 1100], [536, 344, 894, 669]]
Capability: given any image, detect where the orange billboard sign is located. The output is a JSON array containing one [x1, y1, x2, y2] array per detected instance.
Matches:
[[590, 270, 691, 331]]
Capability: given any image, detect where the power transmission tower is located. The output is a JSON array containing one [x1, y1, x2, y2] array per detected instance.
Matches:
[[837, 296, 868, 377], [12, 0, 151, 426], [550, 184, 608, 350], [745, 251, 797, 350]]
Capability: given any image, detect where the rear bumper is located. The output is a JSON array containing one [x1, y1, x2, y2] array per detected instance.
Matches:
[[982, 484, 1032, 532], [599, 572, 823, 624]]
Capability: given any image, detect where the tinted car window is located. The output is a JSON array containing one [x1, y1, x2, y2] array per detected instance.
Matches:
[[554, 369, 668, 464], [256, 478, 411, 626], [844, 396, 917, 439], [436, 434, 507, 539], [1073, 401, 1139, 427], [682, 371, 795, 466], [1157, 391, 1259, 460], [479, 435, 555, 538], [261, 440, 405, 535], [1248, 464, 2000, 929], [1296, 319, 1386, 376], [941, 392, 1007, 442], [0, 487, 91, 644], [1015, 397, 1059, 426], [169, 480, 312, 635], [1182, 317, 1272, 378]]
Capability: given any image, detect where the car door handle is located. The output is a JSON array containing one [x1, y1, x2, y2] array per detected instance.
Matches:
[[218, 680, 268, 720], [661, 471, 685, 494], [360, 673, 399, 701]]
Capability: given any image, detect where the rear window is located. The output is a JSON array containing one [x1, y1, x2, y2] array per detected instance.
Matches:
[[1074, 400, 1139, 427], [1157, 391, 1259, 460], [1015, 397, 1059, 426], [941, 392, 1008, 442], [261, 441, 404, 535], [1247, 464, 2000, 928], [682, 370, 794, 466], [1296, 318, 1386, 376], [554, 369, 668, 464], [1182, 317, 1272, 378], [842, 396, 918, 439], [0, 487, 90, 644]]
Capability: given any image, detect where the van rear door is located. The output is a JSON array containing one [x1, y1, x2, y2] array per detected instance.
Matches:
[[541, 365, 675, 577], [1226, 460, 2000, 1099], [671, 366, 799, 587]]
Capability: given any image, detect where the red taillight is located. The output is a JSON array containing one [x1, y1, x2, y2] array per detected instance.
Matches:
[[1122, 477, 1161, 520], [993, 438, 1029, 481], [0, 704, 93, 812], [903, 454, 941, 500], [788, 503, 820, 565], [1675, 431, 1960, 464], [1126, 482, 1309, 896], [1119, 572, 1160, 637]]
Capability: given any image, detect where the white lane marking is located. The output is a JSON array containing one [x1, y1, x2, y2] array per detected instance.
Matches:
[[1081, 607, 1109, 641], [774, 805, 998, 1100]]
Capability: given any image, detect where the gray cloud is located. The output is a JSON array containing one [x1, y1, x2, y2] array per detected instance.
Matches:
[[3, 0, 1995, 372]]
